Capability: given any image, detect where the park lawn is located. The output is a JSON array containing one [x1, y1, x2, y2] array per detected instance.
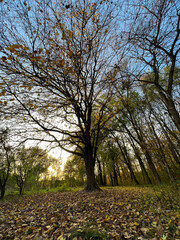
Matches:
[[0, 186, 179, 240]]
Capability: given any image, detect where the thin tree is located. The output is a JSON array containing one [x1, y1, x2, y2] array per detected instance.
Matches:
[[126, 0, 180, 131], [0, 129, 13, 199]]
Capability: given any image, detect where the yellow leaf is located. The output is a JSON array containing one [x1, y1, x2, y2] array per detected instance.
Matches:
[[23, 46, 29, 50], [55, 31, 59, 36], [35, 56, 41, 60], [34, 105, 37, 109], [68, 30, 73, 38], [28, 6, 31, 11], [23, 1, 27, 6]]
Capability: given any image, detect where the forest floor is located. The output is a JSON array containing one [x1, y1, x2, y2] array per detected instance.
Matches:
[[0, 185, 179, 240]]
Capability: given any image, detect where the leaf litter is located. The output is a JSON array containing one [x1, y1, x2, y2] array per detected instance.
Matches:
[[0, 187, 179, 239]]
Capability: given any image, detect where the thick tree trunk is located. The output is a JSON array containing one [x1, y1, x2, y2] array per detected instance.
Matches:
[[84, 155, 100, 191]]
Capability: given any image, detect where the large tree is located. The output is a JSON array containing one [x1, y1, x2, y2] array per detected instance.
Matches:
[[0, 0, 118, 190]]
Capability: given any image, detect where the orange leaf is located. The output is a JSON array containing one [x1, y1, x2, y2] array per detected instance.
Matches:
[[62, 32, 66, 40]]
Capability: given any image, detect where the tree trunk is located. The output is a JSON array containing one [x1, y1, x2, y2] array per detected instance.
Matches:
[[102, 162, 107, 185], [157, 87, 180, 131], [118, 143, 139, 185], [117, 165, 122, 183], [143, 148, 162, 184], [152, 110, 180, 165], [149, 119, 176, 182], [0, 185, 5, 199], [129, 137, 152, 184], [84, 155, 100, 191], [19, 182, 24, 195], [97, 158, 104, 186], [110, 173, 114, 186], [113, 166, 119, 186]]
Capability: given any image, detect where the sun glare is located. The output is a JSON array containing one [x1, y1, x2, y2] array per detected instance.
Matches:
[[48, 165, 56, 176]]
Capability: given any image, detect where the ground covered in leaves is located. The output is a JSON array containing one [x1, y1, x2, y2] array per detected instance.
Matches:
[[0, 186, 179, 240]]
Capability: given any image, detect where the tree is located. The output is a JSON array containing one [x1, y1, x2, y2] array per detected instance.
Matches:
[[0, 0, 119, 190], [14, 146, 52, 195], [126, 0, 180, 131], [63, 155, 86, 187], [0, 128, 14, 199]]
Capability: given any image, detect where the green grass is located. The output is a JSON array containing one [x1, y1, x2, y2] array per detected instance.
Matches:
[[2, 185, 83, 201], [2, 181, 180, 204], [70, 221, 109, 240]]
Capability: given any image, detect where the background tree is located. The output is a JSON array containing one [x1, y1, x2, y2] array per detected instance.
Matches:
[[0, 128, 14, 199], [63, 155, 86, 187], [13, 146, 53, 195], [126, 0, 180, 130]]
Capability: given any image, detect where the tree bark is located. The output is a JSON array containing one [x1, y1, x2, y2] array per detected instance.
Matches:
[[97, 158, 104, 186], [84, 155, 100, 191], [117, 141, 139, 185], [148, 119, 176, 182], [113, 166, 119, 186], [156, 87, 180, 132], [0, 183, 5, 199], [152, 110, 180, 165], [129, 136, 152, 184]]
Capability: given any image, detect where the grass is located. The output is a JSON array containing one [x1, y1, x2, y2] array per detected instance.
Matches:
[[2, 181, 180, 203], [2, 185, 83, 201], [70, 221, 110, 240]]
